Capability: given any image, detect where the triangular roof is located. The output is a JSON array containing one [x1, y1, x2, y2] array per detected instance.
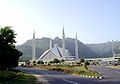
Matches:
[[37, 46, 72, 62]]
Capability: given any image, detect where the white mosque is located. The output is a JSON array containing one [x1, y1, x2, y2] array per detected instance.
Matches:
[[32, 28, 79, 62]]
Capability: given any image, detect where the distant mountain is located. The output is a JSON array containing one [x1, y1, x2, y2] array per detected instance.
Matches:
[[16, 45, 44, 61], [53, 37, 98, 58], [86, 41, 120, 57], [17, 37, 98, 61]]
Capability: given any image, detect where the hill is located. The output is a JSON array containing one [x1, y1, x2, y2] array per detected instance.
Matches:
[[86, 41, 120, 57], [17, 37, 98, 61]]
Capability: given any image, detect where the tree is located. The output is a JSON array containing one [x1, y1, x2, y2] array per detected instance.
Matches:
[[61, 59, 65, 63], [85, 61, 90, 65], [80, 58, 85, 63], [49, 61, 54, 64], [53, 58, 60, 63], [0, 26, 22, 72], [37, 61, 44, 65]]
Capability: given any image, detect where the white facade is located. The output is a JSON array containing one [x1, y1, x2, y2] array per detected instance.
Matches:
[[37, 44, 75, 62], [36, 28, 78, 62]]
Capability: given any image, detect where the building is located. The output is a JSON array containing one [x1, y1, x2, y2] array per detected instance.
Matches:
[[37, 44, 75, 62], [32, 30, 36, 62], [36, 27, 79, 62]]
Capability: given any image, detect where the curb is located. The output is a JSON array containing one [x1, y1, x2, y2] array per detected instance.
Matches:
[[80, 75, 103, 79], [35, 67, 104, 79]]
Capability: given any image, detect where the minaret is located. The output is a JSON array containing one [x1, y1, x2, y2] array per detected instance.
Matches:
[[75, 32, 79, 60], [50, 37, 52, 50], [62, 26, 65, 56], [32, 30, 36, 62], [111, 40, 115, 57]]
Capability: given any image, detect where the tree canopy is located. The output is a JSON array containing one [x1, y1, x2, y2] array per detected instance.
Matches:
[[0, 26, 22, 71]]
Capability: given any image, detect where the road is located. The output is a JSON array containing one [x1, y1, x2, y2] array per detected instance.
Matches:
[[17, 66, 120, 84], [90, 66, 120, 80]]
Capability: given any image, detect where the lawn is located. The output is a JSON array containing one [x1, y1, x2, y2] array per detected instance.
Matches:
[[108, 65, 120, 69], [0, 69, 37, 84], [34, 65, 102, 77]]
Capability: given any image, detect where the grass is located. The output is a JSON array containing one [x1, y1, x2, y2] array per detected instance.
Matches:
[[107, 65, 120, 69], [0, 69, 37, 84], [8, 73, 37, 84], [34, 65, 102, 77]]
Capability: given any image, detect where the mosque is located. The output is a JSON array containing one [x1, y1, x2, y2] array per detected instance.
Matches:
[[32, 28, 79, 62]]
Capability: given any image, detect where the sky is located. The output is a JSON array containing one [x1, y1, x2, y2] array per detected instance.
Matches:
[[0, 0, 120, 45]]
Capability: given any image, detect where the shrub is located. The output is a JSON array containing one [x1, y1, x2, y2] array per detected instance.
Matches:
[[47, 63, 51, 66], [77, 70, 86, 74], [84, 64, 88, 69], [76, 62, 81, 65], [85, 61, 90, 65], [49, 61, 54, 64], [53, 58, 60, 63], [51, 68, 63, 72], [37, 61, 44, 65], [63, 69, 73, 74], [80, 58, 85, 63], [61, 59, 65, 63]]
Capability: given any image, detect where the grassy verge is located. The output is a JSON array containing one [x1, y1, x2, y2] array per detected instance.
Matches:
[[0, 69, 37, 84], [107, 65, 120, 69], [34, 65, 102, 77]]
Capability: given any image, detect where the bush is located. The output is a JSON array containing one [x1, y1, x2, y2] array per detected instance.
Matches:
[[61, 59, 65, 63], [77, 70, 86, 74], [51, 68, 63, 72], [76, 62, 81, 65], [37, 61, 44, 65], [84, 64, 88, 69], [80, 58, 85, 63], [63, 69, 73, 74], [53, 58, 60, 63], [47, 63, 51, 66], [85, 61, 90, 65], [0, 71, 17, 82], [49, 61, 54, 64]]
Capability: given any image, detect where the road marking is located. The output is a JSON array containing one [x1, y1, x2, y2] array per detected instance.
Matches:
[[41, 72, 49, 75], [116, 71, 120, 73], [63, 79, 78, 84]]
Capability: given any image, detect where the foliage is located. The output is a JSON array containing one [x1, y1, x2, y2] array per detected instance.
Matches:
[[118, 59, 120, 62], [0, 26, 22, 72], [0, 69, 36, 84], [37, 61, 44, 65], [34, 65, 102, 77], [85, 61, 90, 65], [0, 70, 17, 82], [49, 61, 54, 64], [49, 58, 60, 64], [80, 58, 85, 63], [50, 67, 64, 72], [84, 64, 88, 69], [32, 61, 36, 64], [53, 58, 60, 63], [0, 26, 16, 44], [61, 59, 65, 63], [9, 73, 37, 84], [76, 62, 81, 65]]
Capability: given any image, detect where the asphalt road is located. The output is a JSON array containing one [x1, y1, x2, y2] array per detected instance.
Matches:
[[17, 66, 120, 84], [90, 66, 120, 80]]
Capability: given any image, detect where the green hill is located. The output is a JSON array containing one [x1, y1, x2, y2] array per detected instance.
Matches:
[[17, 37, 98, 61], [86, 41, 120, 57]]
